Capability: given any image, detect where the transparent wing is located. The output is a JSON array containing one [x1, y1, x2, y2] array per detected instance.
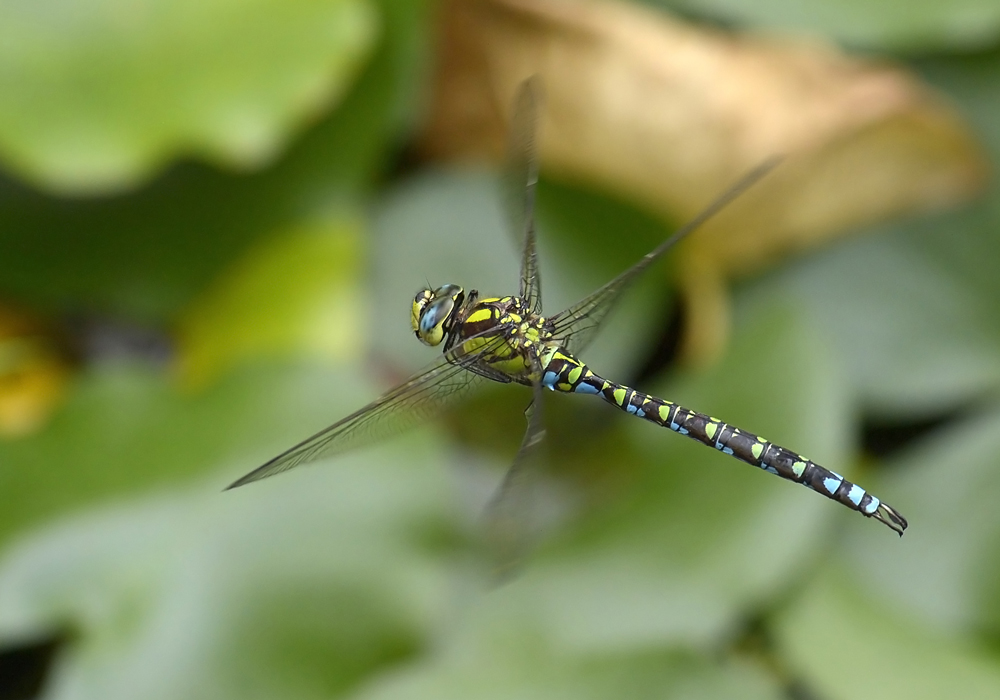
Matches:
[[226, 332, 511, 489], [505, 77, 543, 314], [483, 350, 548, 579], [550, 158, 781, 355]]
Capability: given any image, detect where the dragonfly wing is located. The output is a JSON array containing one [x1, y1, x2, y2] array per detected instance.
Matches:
[[226, 333, 511, 489], [483, 351, 548, 579], [549, 158, 781, 355], [505, 77, 543, 315]]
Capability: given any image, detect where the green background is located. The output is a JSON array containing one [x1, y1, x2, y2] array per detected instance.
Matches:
[[2, 0, 1000, 698]]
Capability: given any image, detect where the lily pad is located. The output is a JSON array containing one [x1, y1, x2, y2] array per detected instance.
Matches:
[[842, 404, 1000, 636], [355, 635, 782, 700], [0, 431, 456, 700], [0, 361, 398, 553], [773, 563, 1000, 700], [0, 0, 420, 322], [0, 0, 378, 193], [178, 218, 365, 388]]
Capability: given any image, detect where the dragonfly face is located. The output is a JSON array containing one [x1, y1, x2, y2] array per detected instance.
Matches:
[[412, 283, 465, 347]]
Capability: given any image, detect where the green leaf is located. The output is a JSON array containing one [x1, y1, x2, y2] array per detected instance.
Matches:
[[773, 563, 1000, 700], [842, 404, 1000, 636], [738, 232, 1000, 416], [178, 218, 365, 388], [355, 594, 783, 700], [0, 361, 401, 553], [0, 201, 385, 550], [0, 0, 425, 320], [0, 432, 456, 700], [0, 0, 378, 193], [907, 50, 1000, 320], [359, 652, 782, 700], [649, 0, 1000, 52]]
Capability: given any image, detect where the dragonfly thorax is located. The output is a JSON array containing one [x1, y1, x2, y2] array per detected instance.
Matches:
[[412, 284, 465, 346]]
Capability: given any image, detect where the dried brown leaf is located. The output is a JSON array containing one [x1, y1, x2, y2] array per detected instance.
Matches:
[[420, 0, 989, 362]]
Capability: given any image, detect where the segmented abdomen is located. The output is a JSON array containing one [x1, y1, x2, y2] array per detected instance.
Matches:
[[540, 348, 907, 535]]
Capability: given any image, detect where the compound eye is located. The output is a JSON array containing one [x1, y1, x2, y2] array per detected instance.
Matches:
[[416, 296, 455, 346], [411, 289, 433, 334], [411, 283, 464, 347]]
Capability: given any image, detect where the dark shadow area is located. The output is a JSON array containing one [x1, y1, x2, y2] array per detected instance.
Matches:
[[861, 406, 970, 460], [731, 611, 822, 700], [630, 292, 684, 387], [61, 311, 174, 367], [0, 636, 62, 700]]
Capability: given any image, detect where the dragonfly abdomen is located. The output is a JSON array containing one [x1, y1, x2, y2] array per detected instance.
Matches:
[[541, 348, 907, 535]]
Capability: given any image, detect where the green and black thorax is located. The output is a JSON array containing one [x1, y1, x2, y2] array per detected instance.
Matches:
[[411, 283, 560, 386]]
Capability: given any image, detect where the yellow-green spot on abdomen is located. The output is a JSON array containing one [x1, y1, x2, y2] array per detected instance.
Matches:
[[658, 405, 671, 422], [751, 442, 764, 460], [613, 387, 627, 405], [567, 365, 583, 384], [705, 422, 718, 440], [792, 461, 807, 477]]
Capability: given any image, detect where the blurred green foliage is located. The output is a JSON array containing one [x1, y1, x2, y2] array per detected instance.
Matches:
[[0, 0, 377, 192], [1, 1, 1000, 699], [652, 0, 1000, 52]]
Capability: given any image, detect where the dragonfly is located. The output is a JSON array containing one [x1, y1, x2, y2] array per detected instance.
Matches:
[[227, 78, 908, 543]]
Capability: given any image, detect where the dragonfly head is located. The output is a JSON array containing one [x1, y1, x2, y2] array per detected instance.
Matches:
[[412, 284, 465, 346]]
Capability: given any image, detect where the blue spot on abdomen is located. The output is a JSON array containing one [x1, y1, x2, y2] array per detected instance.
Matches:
[[823, 476, 842, 494], [862, 496, 881, 515], [847, 484, 865, 506]]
